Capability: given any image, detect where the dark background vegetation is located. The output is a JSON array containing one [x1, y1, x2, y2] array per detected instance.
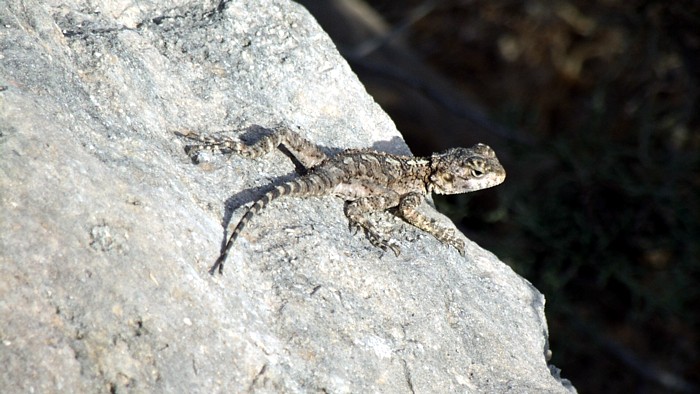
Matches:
[[300, 0, 699, 392]]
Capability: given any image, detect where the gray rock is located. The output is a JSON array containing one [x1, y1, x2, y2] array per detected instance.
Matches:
[[0, 0, 575, 392]]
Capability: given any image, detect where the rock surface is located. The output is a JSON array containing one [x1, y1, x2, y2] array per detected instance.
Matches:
[[0, 0, 575, 392]]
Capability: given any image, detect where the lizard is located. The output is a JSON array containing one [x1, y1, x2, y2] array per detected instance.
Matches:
[[176, 125, 506, 274]]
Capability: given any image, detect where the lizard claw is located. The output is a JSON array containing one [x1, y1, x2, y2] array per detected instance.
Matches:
[[347, 220, 362, 235], [387, 242, 401, 257], [450, 238, 466, 256], [184, 144, 201, 155], [363, 228, 401, 256]]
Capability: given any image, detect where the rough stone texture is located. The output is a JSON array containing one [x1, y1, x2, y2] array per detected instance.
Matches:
[[0, 0, 575, 392]]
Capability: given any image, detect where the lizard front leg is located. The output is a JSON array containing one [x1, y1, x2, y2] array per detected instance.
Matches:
[[398, 192, 466, 255], [344, 192, 402, 255], [176, 125, 327, 169]]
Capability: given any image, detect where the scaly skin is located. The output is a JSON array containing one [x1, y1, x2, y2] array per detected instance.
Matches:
[[176, 125, 506, 274]]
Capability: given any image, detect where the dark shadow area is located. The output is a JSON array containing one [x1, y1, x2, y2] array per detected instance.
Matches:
[[299, 0, 700, 392]]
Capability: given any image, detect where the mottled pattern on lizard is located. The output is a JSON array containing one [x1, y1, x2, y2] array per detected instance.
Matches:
[[176, 125, 506, 274]]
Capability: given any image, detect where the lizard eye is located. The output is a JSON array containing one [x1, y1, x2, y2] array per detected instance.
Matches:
[[466, 158, 485, 178]]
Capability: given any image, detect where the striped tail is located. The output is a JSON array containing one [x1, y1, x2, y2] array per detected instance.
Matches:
[[209, 172, 337, 274]]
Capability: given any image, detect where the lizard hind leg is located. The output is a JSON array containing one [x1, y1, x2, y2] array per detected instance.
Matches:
[[174, 130, 244, 158], [176, 125, 328, 169], [266, 125, 328, 169]]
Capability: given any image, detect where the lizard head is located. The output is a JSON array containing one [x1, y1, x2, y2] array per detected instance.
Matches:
[[429, 144, 506, 194]]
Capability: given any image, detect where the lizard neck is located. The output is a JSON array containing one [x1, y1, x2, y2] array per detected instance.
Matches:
[[413, 155, 434, 194], [424, 155, 437, 194]]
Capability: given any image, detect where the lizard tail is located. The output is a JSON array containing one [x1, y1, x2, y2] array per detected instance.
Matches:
[[209, 173, 337, 274]]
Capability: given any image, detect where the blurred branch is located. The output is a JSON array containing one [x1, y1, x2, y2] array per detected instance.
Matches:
[[298, 0, 534, 146], [344, 55, 533, 145], [349, 0, 440, 58]]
